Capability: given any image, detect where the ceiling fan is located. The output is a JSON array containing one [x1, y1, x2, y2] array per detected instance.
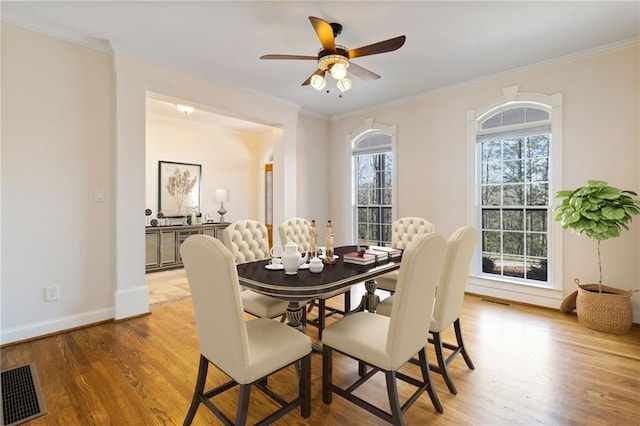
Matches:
[[260, 16, 406, 94]]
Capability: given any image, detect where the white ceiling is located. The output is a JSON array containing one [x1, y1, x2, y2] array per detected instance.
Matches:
[[3, 1, 639, 122]]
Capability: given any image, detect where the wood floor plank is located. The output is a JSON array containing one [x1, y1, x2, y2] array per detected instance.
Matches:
[[2, 290, 639, 425]]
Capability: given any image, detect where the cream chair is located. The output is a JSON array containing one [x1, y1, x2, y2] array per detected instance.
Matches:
[[279, 217, 351, 339], [375, 217, 436, 294], [180, 235, 312, 425], [377, 226, 477, 395], [222, 220, 288, 320], [322, 233, 447, 424]]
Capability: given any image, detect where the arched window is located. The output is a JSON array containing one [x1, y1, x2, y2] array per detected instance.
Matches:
[[467, 87, 564, 297], [349, 120, 396, 246]]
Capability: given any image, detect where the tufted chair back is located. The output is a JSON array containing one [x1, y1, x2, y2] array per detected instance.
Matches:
[[222, 220, 270, 264], [391, 217, 436, 249], [180, 235, 251, 379], [278, 217, 312, 253]]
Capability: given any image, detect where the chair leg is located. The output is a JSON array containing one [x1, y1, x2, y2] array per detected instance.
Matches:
[[418, 348, 443, 413], [432, 331, 457, 395], [343, 289, 351, 312], [454, 318, 475, 370], [300, 354, 312, 417], [183, 355, 208, 425], [236, 384, 251, 426], [318, 299, 326, 339], [385, 370, 404, 426], [322, 346, 333, 404]]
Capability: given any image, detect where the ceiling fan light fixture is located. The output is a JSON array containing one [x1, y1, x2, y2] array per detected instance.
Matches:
[[329, 62, 348, 80], [337, 76, 352, 92], [310, 73, 326, 90]]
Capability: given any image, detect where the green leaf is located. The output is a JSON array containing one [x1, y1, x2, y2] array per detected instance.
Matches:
[[601, 206, 626, 220], [598, 186, 622, 199]]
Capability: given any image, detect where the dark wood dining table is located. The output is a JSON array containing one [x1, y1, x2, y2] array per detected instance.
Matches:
[[236, 245, 401, 334]]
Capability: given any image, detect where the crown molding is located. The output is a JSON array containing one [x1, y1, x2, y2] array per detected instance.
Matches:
[[332, 37, 640, 122], [1, 15, 113, 54]]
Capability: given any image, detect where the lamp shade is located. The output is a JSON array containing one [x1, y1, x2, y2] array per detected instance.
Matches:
[[215, 188, 230, 202]]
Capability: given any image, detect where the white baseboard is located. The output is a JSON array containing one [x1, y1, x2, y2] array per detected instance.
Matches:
[[0, 307, 114, 345], [114, 285, 149, 320]]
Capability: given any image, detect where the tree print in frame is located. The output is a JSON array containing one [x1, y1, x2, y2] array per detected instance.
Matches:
[[158, 161, 202, 217]]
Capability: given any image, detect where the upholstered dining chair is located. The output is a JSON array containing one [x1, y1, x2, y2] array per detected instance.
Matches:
[[278, 217, 351, 339], [377, 226, 477, 395], [222, 220, 289, 321], [375, 217, 436, 294], [180, 235, 312, 425], [322, 233, 447, 424]]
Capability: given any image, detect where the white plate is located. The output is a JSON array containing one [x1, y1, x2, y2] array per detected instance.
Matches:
[[265, 264, 284, 270], [318, 255, 339, 260], [298, 263, 309, 270]]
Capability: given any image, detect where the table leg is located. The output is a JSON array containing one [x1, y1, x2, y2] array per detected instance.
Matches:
[[286, 301, 306, 333], [353, 279, 380, 313]]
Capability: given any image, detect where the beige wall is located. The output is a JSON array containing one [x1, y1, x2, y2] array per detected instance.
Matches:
[[1, 23, 116, 337], [329, 46, 640, 319]]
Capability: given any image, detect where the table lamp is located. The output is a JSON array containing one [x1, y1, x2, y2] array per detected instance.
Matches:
[[215, 188, 229, 222]]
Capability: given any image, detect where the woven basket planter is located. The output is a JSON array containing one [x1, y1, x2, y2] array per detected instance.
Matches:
[[574, 279, 634, 334]]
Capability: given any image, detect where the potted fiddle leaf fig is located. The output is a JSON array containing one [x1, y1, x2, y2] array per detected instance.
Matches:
[[554, 180, 640, 334]]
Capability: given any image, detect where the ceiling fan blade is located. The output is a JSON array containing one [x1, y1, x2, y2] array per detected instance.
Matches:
[[348, 62, 381, 81], [309, 16, 336, 53], [302, 69, 324, 86], [348, 35, 406, 59], [260, 54, 317, 60]]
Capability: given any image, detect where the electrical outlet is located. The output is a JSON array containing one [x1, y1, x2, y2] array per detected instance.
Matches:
[[44, 285, 59, 302]]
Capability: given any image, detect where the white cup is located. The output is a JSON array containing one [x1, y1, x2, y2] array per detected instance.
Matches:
[[270, 258, 282, 265]]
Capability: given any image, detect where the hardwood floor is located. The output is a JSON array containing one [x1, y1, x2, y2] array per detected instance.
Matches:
[[2, 282, 639, 425]]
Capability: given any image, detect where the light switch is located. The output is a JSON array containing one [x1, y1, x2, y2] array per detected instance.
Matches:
[[94, 189, 105, 203]]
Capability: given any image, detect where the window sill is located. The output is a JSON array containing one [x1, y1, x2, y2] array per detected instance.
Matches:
[[466, 275, 564, 309]]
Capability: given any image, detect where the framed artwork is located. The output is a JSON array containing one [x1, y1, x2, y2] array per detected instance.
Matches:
[[158, 161, 202, 217]]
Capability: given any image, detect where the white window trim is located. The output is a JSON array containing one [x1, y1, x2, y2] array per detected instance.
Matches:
[[345, 118, 397, 244], [466, 86, 564, 308]]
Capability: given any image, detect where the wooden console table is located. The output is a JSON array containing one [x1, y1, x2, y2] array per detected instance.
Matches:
[[145, 223, 229, 272]]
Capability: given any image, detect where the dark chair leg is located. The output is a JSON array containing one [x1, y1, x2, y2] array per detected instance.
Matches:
[[454, 318, 475, 369], [236, 384, 251, 426], [322, 346, 333, 404], [343, 289, 351, 312], [433, 331, 457, 394], [318, 299, 326, 339], [418, 348, 443, 413], [300, 354, 312, 417], [385, 371, 404, 426], [183, 355, 208, 425]]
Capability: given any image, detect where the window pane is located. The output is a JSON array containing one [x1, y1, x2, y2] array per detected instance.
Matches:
[[357, 189, 368, 204], [381, 224, 391, 243], [357, 207, 367, 223], [482, 209, 500, 229], [502, 255, 525, 279], [482, 253, 500, 274], [482, 113, 502, 129], [368, 207, 380, 224], [527, 183, 548, 206], [382, 207, 392, 223], [526, 135, 549, 158], [503, 107, 525, 126], [503, 232, 524, 256], [526, 210, 547, 232], [527, 158, 548, 182], [481, 141, 501, 161], [481, 162, 502, 184], [382, 188, 392, 204], [526, 258, 548, 281], [482, 185, 502, 206], [503, 160, 524, 183], [482, 230, 501, 253], [526, 233, 547, 257], [503, 138, 524, 160], [525, 108, 549, 123], [503, 210, 523, 231], [503, 184, 524, 205]]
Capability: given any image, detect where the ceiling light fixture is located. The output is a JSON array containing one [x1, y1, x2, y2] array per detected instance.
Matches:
[[310, 71, 326, 91], [317, 47, 351, 92], [176, 104, 195, 114]]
